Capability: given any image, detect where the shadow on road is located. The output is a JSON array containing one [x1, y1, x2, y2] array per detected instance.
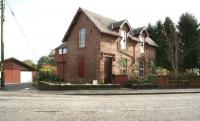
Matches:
[[4, 83, 36, 91]]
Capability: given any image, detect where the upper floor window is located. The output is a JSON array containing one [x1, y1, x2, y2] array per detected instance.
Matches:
[[59, 48, 62, 54], [59, 48, 67, 54], [140, 36, 145, 53], [63, 48, 67, 54], [120, 30, 127, 49], [79, 28, 86, 48]]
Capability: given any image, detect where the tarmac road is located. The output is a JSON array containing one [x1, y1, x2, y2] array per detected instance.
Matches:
[[0, 88, 200, 121]]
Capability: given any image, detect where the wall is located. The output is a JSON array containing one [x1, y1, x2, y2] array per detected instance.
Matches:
[[154, 76, 200, 88], [134, 36, 156, 78], [64, 11, 101, 83], [55, 48, 67, 80], [4, 59, 34, 84], [4, 70, 20, 84]]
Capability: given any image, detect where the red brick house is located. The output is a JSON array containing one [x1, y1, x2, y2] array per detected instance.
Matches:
[[55, 8, 158, 84], [4, 58, 36, 84], [55, 42, 67, 80]]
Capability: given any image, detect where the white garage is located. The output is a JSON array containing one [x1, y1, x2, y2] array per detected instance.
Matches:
[[4, 58, 36, 84], [20, 71, 33, 83]]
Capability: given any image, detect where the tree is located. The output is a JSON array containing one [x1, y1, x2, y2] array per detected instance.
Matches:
[[163, 17, 184, 75], [37, 56, 56, 70], [147, 21, 171, 69], [177, 13, 200, 69], [23, 59, 36, 69]]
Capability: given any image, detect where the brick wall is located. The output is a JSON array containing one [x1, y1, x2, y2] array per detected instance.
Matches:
[[62, 11, 156, 84], [55, 48, 68, 80], [55, 49, 67, 62], [4, 61, 33, 71], [64, 11, 101, 83], [135, 38, 156, 78], [154, 76, 200, 88], [4, 70, 20, 84]]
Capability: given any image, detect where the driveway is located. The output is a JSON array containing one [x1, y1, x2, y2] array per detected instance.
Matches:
[[4, 83, 36, 91]]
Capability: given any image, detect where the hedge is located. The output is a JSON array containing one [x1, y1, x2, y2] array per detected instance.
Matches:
[[38, 81, 121, 90]]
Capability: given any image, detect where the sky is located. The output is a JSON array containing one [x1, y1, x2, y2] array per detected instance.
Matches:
[[2, 0, 200, 63]]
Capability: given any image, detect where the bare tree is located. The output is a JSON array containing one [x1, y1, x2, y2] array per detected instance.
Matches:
[[163, 17, 184, 76]]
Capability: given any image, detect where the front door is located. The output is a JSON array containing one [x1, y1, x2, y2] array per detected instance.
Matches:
[[104, 57, 112, 83]]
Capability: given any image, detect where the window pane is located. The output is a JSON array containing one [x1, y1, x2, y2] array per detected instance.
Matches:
[[79, 28, 86, 48], [59, 49, 62, 54], [63, 48, 67, 53], [140, 70, 144, 77], [140, 61, 144, 68], [120, 30, 126, 49]]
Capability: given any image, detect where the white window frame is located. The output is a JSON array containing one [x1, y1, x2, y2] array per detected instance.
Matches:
[[59, 48, 62, 54], [63, 48, 67, 54], [139, 61, 144, 78], [120, 58, 127, 75], [140, 36, 145, 53], [120, 30, 127, 49], [79, 28, 86, 48]]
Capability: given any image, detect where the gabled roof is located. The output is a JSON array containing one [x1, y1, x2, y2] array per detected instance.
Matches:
[[62, 7, 157, 47], [145, 37, 159, 47], [133, 27, 145, 35], [4, 58, 35, 71], [62, 8, 120, 42], [82, 8, 119, 37], [111, 20, 125, 29], [56, 42, 67, 49], [133, 27, 158, 47]]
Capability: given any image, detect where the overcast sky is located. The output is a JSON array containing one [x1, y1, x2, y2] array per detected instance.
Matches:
[[3, 0, 200, 63]]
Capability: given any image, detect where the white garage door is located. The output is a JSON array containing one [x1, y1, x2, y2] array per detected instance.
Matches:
[[20, 71, 33, 83]]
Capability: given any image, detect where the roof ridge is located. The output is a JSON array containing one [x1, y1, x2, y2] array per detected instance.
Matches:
[[80, 8, 117, 22]]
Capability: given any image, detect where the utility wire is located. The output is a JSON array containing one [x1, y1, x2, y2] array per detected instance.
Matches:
[[5, 1, 38, 60]]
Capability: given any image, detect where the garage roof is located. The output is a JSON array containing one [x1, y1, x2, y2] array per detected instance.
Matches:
[[4, 58, 36, 71]]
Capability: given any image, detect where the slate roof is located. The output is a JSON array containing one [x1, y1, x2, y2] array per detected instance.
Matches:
[[56, 42, 67, 49], [145, 37, 159, 47], [111, 20, 126, 29], [62, 8, 158, 47], [133, 27, 144, 35], [82, 8, 120, 36], [4, 58, 35, 71]]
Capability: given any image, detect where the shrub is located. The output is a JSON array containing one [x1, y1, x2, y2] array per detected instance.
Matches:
[[129, 64, 139, 80], [147, 74, 157, 82], [168, 72, 196, 81], [38, 81, 121, 90], [186, 68, 200, 76], [155, 67, 169, 76]]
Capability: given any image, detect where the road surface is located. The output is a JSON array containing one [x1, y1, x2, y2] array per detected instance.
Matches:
[[0, 89, 200, 121]]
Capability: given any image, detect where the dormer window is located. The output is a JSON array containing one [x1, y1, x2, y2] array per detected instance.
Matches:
[[59, 48, 62, 54], [140, 36, 145, 53], [63, 48, 67, 54], [59, 48, 67, 54], [120, 30, 127, 49]]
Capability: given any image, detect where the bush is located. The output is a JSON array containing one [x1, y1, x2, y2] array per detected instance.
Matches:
[[147, 74, 157, 82], [186, 68, 200, 76], [155, 67, 169, 76], [38, 71, 63, 82], [168, 72, 196, 81], [129, 64, 139, 80], [38, 81, 121, 90]]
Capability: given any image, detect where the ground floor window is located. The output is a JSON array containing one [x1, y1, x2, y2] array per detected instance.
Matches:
[[119, 58, 127, 75], [139, 61, 144, 78]]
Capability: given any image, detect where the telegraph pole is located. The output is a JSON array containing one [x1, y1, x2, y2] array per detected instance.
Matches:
[[0, 0, 4, 88]]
